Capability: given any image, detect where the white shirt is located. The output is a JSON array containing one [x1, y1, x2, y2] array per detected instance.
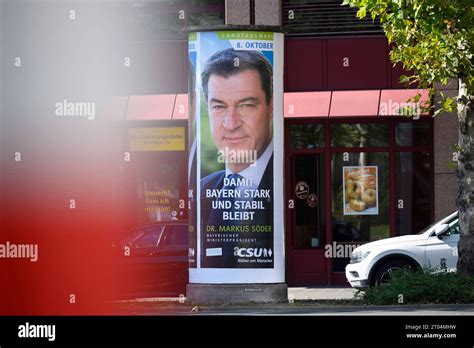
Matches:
[[225, 140, 273, 190]]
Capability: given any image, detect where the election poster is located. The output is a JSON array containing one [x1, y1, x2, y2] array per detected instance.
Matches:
[[188, 33, 198, 268], [189, 31, 284, 277]]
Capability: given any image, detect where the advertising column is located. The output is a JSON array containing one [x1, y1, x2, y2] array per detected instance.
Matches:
[[187, 30, 286, 304]]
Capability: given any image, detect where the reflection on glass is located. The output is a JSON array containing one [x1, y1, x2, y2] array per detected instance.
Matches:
[[396, 152, 432, 235], [123, 156, 184, 226], [133, 227, 164, 248], [331, 152, 390, 271], [293, 154, 324, 248], [331, 124, 388, 148], [290, 124, 325, 148], [395, 123, 431, 147]]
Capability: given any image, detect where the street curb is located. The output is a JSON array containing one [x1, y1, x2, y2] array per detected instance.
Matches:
[[114, 301, 474, 314], [188, 303, 474, 311]]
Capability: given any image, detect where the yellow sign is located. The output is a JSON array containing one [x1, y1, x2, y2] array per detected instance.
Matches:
[[129, 127, 185, 151]]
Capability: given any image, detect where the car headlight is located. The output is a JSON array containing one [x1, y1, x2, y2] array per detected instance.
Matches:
[[350, 251, 371, 264]]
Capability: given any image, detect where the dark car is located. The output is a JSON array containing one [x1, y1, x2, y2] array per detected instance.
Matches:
[[112, 222, 188, 298]]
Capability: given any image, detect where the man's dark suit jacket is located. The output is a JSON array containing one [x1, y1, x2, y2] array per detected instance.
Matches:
[[200, 155, 273, 268]]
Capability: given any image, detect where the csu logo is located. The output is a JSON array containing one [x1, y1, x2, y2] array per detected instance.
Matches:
[[233, 247, 273, 258]]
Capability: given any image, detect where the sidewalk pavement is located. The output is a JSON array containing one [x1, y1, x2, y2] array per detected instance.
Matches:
[[126, 287, 359, 303], [114, 288, 474, 315], [289, 287, 358, 300]]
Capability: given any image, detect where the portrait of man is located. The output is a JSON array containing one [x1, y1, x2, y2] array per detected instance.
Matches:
[[199, 48, 274, 268]]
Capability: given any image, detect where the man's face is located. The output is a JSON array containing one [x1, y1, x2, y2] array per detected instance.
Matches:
[[207, 69, 273, 160]]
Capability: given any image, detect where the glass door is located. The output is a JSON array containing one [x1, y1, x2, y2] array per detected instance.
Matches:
[[292, 154, 321, 249], [286, 121, 327, 286]]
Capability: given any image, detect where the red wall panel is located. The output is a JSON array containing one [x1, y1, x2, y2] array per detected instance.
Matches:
[[390, 62, 418, 89], [326, 37, 388, 90], [285, 38, 324, 91]]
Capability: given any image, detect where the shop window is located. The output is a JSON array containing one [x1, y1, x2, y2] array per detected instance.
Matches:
[[331, 123, 388, 148], [135, 160, 182, 224], [395, 152, 432, 235], [120, 125, 188, 232], [290, 123, 325, 148], [395, 122, 431, 147], [331, 152, 390, 271], [286, 119, 433, 278]]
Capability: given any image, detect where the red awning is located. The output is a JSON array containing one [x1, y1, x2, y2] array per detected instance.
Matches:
[[106, 89, 431, 120], [172, 94, 189, 120], [379, 89, 430, 116], [284, 91, 331, 117], [330, 90, 380, 117], [126, 94, 176, 120]]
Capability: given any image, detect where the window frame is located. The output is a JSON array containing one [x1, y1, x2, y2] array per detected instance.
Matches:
[[285, 117, 434, 251]]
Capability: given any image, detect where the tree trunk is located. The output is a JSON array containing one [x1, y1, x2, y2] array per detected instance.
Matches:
[[456, 75, 474, 276]]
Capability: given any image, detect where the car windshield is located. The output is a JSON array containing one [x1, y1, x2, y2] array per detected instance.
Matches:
[[120, 225, 166, 247], [416, 212, 458, 235], [416, 220, 440, 235]]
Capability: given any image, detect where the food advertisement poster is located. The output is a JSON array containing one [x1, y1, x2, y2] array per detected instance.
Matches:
[[343, 166, 378, 215]]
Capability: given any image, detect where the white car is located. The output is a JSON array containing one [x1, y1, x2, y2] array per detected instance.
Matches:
[[345, 211, 459, 288]]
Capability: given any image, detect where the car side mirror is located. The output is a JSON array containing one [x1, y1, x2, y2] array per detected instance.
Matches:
[[434, 224, 449, 237]]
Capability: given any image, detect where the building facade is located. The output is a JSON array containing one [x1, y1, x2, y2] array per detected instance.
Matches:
[[107, 0, 459, 286], [0, 0, 464, 317]]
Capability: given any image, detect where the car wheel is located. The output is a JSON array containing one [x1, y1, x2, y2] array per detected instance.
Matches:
[[373, 260, 413, 286]]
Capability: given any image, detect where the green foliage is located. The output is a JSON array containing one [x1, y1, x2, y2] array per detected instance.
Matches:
[[342, 0, 474, 114], [358, 266, 474, 305]]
